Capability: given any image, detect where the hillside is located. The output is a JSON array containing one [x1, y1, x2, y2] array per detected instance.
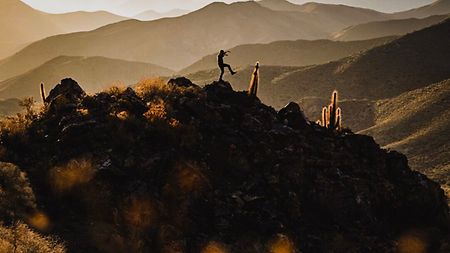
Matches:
[[258, 0, 389, 33], [333, 15, 449, 41], [0, 98, 21, 116], [269, 18, 450, 107], [182, 36, 395, 74], [394, 0, 450, 18], [0, 56, 173, 99], [0, 0, 126, 59], [0, 77, 448, 252], [361, 79, 450, 173]]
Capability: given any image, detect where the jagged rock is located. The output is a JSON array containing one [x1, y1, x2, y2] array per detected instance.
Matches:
[[168, 77, 195, 88], [46, 78, 86, 114], [46, 78, 86, 103], [278, 102, 308, 129], [116, 87, 147, 116]]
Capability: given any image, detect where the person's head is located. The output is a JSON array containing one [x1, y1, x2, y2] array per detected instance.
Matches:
[[219, 50, 225, 55]]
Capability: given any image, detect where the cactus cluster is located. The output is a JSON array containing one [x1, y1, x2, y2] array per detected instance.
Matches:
[[248, 61, 260, 97], [319, 90, 342, 131]]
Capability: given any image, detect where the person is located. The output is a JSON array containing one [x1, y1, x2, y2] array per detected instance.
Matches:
[[217, 50, 236, 81]]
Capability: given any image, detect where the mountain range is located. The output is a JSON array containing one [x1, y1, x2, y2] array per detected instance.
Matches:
[[133, 8, 189, 21], [333, 14, 449, 41], [181, 36, 395, 74], [0, 56, 173, 99], [0, 0, 127, 59]]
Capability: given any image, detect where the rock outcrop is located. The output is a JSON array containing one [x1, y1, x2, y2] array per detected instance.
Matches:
[[0, 78, 448, 253]]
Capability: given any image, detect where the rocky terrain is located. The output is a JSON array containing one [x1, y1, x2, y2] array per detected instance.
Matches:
[[0, 77, 448, 253]]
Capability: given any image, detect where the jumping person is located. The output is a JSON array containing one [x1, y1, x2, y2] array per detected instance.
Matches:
[[217, 50, 236, 81]]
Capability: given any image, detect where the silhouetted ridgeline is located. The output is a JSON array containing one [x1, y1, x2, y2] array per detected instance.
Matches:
[[0, 78, 449, 253]]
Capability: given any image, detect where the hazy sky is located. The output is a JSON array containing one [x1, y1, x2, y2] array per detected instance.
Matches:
[[22, 0, 437, 15]]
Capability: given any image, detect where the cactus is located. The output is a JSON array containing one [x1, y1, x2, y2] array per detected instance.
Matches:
[[321, 107, 328, 128], [319, 90, 342, 131], [248, 61, 260, 97], [40, 83, 46, 104]]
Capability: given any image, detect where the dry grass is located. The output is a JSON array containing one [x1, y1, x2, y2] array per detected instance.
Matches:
[[0, 222, 65, 253], [48, 157, 95, 193]]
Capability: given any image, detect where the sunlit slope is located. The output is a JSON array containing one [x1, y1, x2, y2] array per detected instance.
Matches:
[[272, 19, 450, 104], [360, 79, 450, 172]]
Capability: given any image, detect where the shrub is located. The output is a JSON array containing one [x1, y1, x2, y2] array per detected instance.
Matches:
[[48, 157, 95, 194], [0, 162, 36, 222], [0, 222, 65, 253]]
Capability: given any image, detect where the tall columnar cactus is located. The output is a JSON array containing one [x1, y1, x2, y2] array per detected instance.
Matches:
[[319, 90, 342, 131], [248, 61, 260, 97], [40, 83, 46, 104]]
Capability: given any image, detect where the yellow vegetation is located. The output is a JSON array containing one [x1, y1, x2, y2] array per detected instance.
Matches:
[[123, 197, 156, 230], [0, 222, 65, 253], [397, 233, 427, 253], [144, 98, 167, 122], [201, 241, 228, 253], [48, 157, 95, 193], [269, 234, 296, 253], [28, 211, 50, 232]]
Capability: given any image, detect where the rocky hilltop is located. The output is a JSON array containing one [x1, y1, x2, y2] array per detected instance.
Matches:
[[0, 78, 449, 253]]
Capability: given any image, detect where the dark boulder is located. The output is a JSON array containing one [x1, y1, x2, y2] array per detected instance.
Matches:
[[46, 78, 86, 114], [277, 102, 308, 129], [168, 77, 195, 88]]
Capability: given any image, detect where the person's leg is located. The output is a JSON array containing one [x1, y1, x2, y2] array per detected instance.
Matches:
[[224, 64, 236, 75], [219, 66, 225, 80]]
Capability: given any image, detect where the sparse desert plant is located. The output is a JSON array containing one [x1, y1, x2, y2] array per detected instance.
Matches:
[[0, 222, 65, 253], [106, 84, 127, 97], [0, 162, 37, 222], [48, 157, 96, 193], [0, 97, 41, 135], [318, 90, 342, 131]]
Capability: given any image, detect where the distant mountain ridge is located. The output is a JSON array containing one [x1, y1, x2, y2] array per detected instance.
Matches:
[[0, 0, 127, 59], [133, 8, 189, 21], [333, 15, 450, 41], [0, 56, 173, 99], [393, 0, 450, 18], [181, 36, 395, 74], [271, 18, 450, 104], [0, 0, 351, 81]]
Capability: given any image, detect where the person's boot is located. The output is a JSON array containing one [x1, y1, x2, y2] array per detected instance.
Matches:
[[231, 70, 237, 75]]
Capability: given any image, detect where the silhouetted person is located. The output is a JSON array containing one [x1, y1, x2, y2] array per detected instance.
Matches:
[[218, 50, 236, 81]]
